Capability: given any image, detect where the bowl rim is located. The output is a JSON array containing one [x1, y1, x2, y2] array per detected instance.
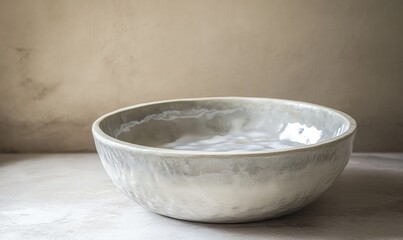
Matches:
[[92, 97, 357, 157]]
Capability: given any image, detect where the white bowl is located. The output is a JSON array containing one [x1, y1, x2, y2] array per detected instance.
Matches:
[[92, 97, 356, 223]]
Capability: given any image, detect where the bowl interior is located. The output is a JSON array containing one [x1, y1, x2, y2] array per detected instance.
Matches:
[[98, 98, 351, 152]]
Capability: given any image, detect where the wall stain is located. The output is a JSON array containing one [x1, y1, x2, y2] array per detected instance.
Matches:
[[14, 47, 31, 53], [19, 77, 60, 101], [0, 114, 90, 153], [13, 47, 60, 101]]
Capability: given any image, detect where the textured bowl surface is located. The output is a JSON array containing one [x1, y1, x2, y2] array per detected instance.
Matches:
[[92, 97, 356, 223]]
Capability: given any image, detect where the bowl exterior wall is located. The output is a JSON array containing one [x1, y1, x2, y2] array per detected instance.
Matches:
[[93, 132, 355, 223]]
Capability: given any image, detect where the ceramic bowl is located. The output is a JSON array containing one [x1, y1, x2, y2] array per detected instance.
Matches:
[[92, 97, 356, 223]]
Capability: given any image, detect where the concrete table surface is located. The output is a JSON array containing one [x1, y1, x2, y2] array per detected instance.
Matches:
[[0, 153, 402, 240]]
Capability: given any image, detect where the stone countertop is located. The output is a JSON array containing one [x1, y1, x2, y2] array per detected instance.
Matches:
[[0, 153, 402, 240]]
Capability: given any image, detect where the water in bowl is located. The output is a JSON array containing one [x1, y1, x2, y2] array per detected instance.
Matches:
[[160, 122, 322, 152]]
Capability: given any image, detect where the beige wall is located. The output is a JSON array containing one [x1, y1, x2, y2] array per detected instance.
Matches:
[[1, 0, 402, 152]]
